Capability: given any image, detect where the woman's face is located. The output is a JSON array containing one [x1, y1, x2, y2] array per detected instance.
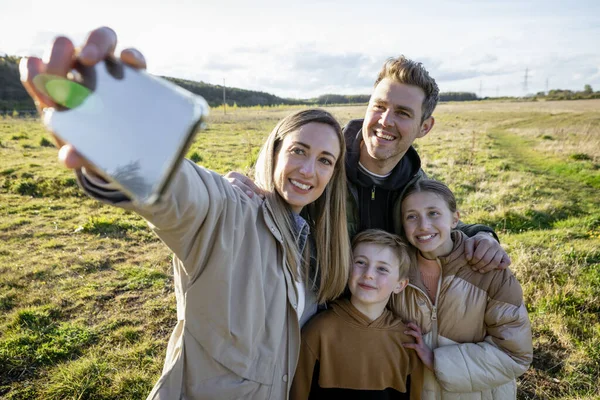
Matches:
[[273, 122, 341, 213]]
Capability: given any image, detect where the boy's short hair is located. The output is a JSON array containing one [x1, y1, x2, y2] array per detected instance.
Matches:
[[352, 229, 411, 279]]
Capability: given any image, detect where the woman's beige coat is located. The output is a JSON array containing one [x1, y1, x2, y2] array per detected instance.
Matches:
[[391, 231, 533, 399], [79, 160, 303, 400]]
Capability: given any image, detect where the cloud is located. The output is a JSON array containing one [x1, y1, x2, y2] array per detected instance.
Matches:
[[159, 45, 382, 98], [291, 52, 368, 71], [157, 40, 600, 98], [199, 58, 246, 71]]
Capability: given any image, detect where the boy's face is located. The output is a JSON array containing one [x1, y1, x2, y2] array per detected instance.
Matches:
[[348, 243, 408, 312]]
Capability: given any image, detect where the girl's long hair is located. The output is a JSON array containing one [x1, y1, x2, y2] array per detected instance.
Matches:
[[254, 109, 350, 303]]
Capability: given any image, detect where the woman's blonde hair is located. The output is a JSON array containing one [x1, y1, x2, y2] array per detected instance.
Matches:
[[255, 109, 350, 303]]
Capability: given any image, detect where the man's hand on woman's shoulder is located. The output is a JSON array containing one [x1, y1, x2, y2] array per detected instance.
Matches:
[[224, 171, 266, 199], [464, 232, 511, 273]]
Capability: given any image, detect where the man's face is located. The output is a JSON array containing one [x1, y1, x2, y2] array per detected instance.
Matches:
[[360, 78, 434, 174]]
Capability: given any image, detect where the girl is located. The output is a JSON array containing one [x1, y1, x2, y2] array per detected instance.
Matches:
[[20, 29, 350, 400], [395, 179, 532, 399]]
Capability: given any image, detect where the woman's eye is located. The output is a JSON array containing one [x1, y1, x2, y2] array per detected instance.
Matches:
[[405, 214, 416, 220], [320, 158, 333, 166], [291, 148, 305, 155]]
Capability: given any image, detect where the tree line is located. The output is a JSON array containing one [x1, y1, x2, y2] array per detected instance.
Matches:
[[2, 55, 596, 113], [533, 85, 600, 100]]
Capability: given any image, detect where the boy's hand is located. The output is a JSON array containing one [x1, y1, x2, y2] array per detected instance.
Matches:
[[403, 322, 434, 370], [224, 171, 265, 199], [464, 232, 511, 273]]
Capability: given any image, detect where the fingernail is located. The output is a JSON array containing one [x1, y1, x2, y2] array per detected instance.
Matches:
[[79, 44, 99, 63], [131, 48, 143, 60]]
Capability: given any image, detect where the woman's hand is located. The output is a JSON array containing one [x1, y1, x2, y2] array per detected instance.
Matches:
[[403, 322, 434, 370], [19, 27, 147, 171]]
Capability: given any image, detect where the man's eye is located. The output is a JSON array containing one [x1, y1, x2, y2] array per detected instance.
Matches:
[[377, 267, 389, 274]]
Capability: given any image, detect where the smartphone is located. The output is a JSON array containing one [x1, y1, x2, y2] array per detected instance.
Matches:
[[36, 58, 209, 206]]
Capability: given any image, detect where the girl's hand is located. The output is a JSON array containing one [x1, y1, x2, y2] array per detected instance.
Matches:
[[403, 322, 434, 370], [19, 27, 147, 171]]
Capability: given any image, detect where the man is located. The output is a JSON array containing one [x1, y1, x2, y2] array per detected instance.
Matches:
[[230, 56, 510, 271]]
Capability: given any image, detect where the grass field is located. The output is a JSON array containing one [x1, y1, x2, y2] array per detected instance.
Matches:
[[1, 100, 599, 399]]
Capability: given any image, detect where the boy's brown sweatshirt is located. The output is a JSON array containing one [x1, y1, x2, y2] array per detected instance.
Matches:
[[291, 298, 423, 399]]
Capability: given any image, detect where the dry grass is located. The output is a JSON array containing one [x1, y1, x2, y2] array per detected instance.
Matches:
[[1, 99, 599, 399]]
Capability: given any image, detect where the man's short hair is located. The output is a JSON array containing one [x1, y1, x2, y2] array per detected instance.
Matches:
[[352, 229, 412, 279], [374, 56, 440, 122]]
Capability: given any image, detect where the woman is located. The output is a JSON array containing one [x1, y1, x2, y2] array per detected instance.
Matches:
[[20, 28, 351, 400]]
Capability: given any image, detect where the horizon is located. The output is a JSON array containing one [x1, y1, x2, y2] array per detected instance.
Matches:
[[1, 0, 599, 99]]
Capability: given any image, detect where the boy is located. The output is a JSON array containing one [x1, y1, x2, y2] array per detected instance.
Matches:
[[291, 229, 426, 399]]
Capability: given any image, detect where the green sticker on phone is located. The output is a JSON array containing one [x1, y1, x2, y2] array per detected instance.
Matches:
[[33, 74, 91, 109]]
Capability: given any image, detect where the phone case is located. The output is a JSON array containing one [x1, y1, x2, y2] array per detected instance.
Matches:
[[38, 59, 209, 205]]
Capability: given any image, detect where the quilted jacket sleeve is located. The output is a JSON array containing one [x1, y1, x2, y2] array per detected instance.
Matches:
[[433, 270, 533, 392]]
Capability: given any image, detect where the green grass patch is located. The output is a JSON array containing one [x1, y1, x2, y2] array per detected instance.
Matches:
[[0, 306, 97, 380], [1, 102, 599, 398], [81, 216, 143, 238], [39, 137, 54, 148], [118, 265, 169, 291], [42, 356, 112, 400]]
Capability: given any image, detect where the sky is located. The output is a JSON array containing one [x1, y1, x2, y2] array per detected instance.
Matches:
[[1, 0, 599, 100]]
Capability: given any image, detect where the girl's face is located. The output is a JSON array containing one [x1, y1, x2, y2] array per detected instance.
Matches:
[[273, 122, 340, 213], [401, 191, 459, 259]]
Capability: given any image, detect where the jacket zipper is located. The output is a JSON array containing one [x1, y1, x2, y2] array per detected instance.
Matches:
[[409, 258, 443, 350], [371, 185, 375, 200], [430, 260, 443, 350]]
